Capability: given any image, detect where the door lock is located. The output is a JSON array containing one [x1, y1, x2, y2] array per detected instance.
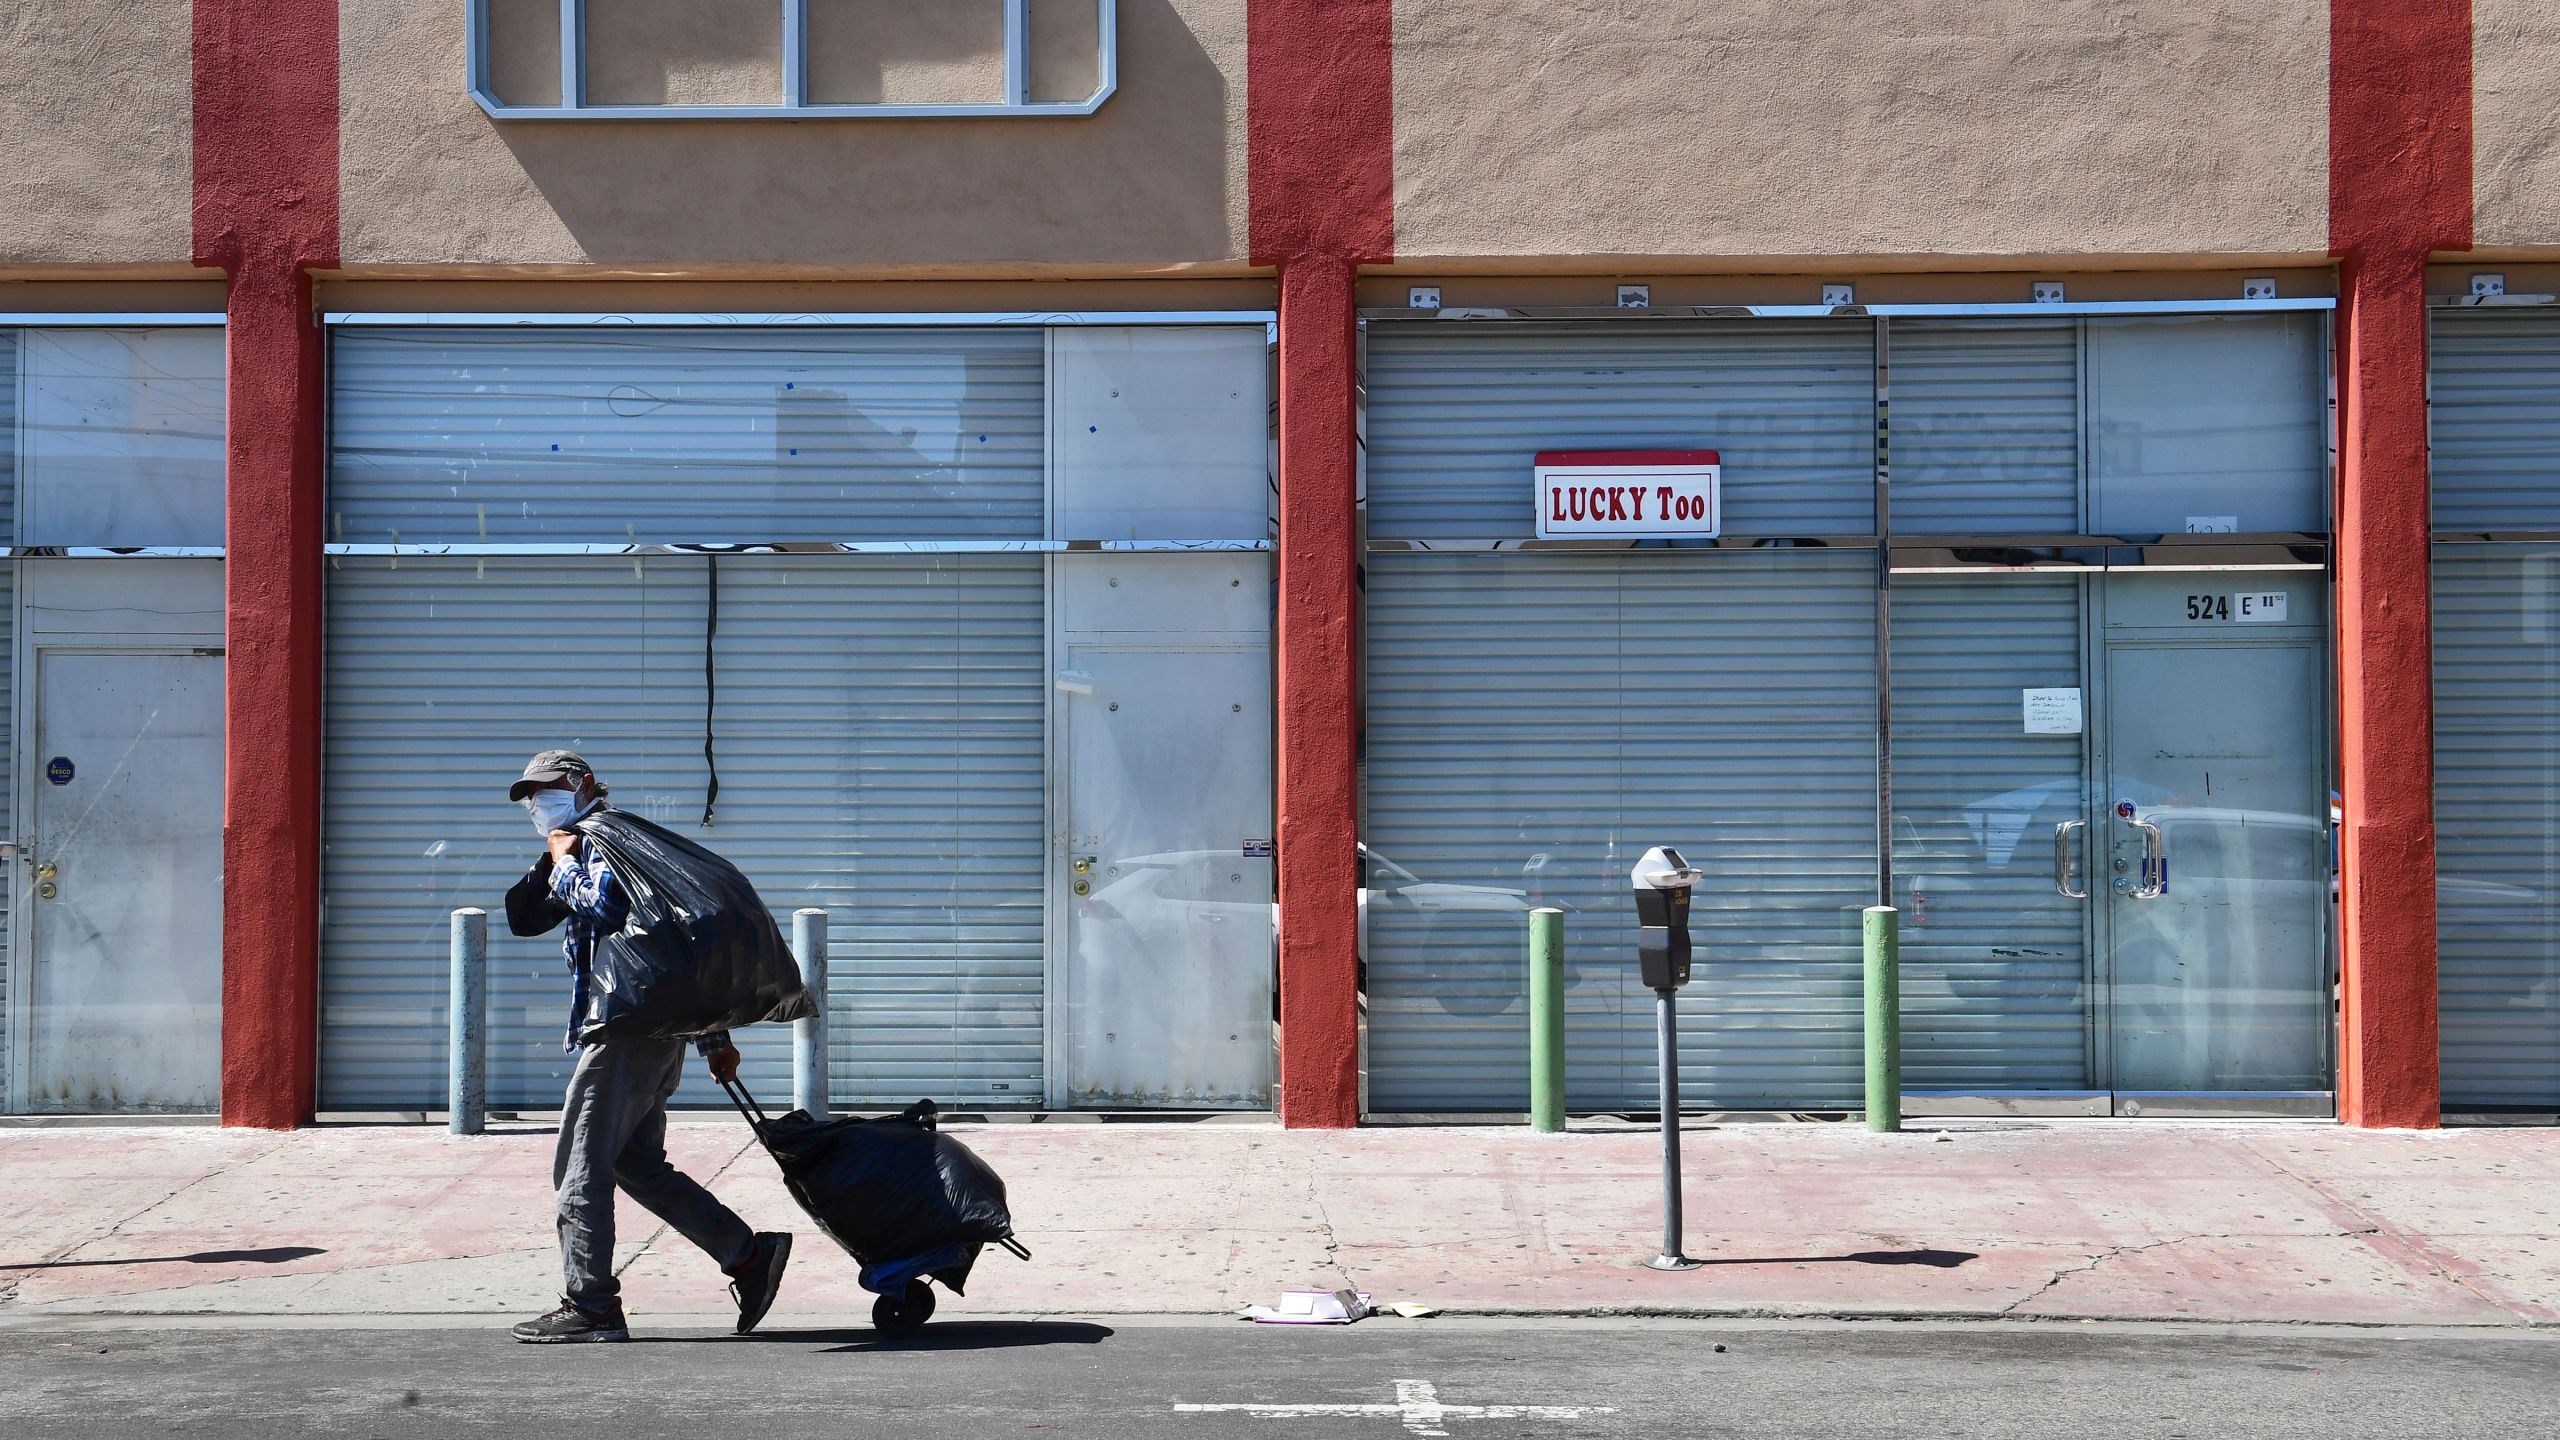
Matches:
[[1072, 856, 1095, 875], [35, 880, 56, 900], [34, 861, 55, 880], [1072, 879, 1091, 896]]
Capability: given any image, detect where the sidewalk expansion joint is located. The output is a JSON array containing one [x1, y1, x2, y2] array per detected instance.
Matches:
[[2237, 1134, 2548, 1325]]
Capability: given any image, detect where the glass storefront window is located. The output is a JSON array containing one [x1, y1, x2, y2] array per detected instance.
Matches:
[[1888, 312, 2327, 538], [13, 328, 227, 548], [329, 328, 1047, 544]]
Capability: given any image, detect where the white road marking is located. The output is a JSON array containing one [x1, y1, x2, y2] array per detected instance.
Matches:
[[1173, 1377, 1613, 1437]]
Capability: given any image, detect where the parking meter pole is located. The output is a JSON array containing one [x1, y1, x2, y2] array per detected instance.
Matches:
[[792, 908, 829, 1119], [1632, 845, 1704, 1272], [1864, 905, 1901, 1133], [1528, 908, 1565, 1133], [448, 908, 486, 1137], [1645, 986, 1702, 1270]]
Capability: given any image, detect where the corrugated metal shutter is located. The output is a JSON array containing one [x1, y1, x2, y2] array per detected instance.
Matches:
[[1889, 576, 2090, 1089], [2431, 311, 2560, 531], [1888, 321, 2079, 535], [1, 334, 14, 1087], [321, 554, 1045, 1110], [1362, 550, 1877, 1111], [1364, 321, 1875, 539], [700, 556, 1046, 1104], [328, 328, 1045, 544], [2431, 544, 2560, 1108]]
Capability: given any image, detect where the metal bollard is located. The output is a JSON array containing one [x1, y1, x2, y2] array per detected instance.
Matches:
[[792, 908, 829, 1118], [1864, 905, 1901, 1133], [448, 908, 487, 1136], [1528, 908, 1565, 1133]]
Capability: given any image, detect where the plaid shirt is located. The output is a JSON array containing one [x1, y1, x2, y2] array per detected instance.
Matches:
[[541, 825, 729, 1058], [547, 846, 626, 1054]]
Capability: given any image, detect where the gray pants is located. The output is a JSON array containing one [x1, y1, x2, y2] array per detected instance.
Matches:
[[554, 1036, 753, 1310]]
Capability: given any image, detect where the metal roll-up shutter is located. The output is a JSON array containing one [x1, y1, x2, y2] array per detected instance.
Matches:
[[2431, 311, 2560, 531], [1364, 320, 1875, 539], [1889, 576, 2090, 1089], [702, 555, 1046, 1105], [1888, 321, 2079, 536], [1363, 550, 1877, 1112], [321, 557, 742, 1110], [328, 328, 1045, 544], [2432, 545, 2560, 1108], [1, 335, 14, 1087], [322, 554, 1049, 1111]]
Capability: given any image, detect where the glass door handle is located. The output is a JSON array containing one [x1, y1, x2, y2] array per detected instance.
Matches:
[[2054, 820, 2087, 899], [2126, 818, 2167, 898]]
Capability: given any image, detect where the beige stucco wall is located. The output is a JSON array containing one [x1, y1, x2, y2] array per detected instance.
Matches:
[[0, 2, 195, 268], [1391, 0, 2330, 265], [340, 0, 1246, 274], [2473, 0, 2560, 252]]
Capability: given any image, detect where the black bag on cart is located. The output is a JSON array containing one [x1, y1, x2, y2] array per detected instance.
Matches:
[[539, 808, 814, 1043], [740, 1091, 1019, 1295]]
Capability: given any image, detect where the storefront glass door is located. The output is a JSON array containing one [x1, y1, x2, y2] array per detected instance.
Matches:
[[1894, 567, 2331, 1116], [2089, 572, 2329, 1110]]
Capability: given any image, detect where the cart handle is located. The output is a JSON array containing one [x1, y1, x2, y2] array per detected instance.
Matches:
[[720, 1076, 773, 1135]]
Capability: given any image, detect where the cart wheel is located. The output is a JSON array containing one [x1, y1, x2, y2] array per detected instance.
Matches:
[[871, 1279, 937, 1334]]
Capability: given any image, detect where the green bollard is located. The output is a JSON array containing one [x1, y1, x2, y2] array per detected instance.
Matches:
[[1529, 907, 1566, 1132], [1864, 905, 1901, 1133]]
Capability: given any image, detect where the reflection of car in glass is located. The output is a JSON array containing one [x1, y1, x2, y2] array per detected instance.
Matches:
[[1360, 843, 1559, 1017], [1078, 850, 1276, 952]]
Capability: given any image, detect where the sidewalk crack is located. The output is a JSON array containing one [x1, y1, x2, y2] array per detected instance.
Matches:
[[2000, 1234, 2197, 1315], [1305, 1154, 1354, 1291]]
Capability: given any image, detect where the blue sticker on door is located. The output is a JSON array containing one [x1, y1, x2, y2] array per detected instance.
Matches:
[[45, 756, 72, 786]]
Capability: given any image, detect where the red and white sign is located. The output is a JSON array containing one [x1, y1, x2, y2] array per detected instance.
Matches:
[[1533, 450, 1721, 540]]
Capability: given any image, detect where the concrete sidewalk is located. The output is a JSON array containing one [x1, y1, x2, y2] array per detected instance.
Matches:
[[3, 1119, 2555, 1328]]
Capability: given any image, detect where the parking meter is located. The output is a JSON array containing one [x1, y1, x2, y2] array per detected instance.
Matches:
[[1631, 845, 1706, 1271], [1633, 846, 1701, 990]]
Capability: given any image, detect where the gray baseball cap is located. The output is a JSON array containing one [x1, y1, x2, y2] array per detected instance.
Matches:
[[509, 749, 606, 801]]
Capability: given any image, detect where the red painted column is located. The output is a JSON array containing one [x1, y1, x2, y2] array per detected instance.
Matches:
[[2329, 0, 2472, 1128], [196, 0, 340, 1128], [1271, 260, 1364, 1128], [1251, 0, 1394, 1126]]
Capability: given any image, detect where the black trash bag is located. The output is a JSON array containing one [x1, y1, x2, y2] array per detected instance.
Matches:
[[759, 1102, 1015, 1294], [535, 807, 814, 1042]]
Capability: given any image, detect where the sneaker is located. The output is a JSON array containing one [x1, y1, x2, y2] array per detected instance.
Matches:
[[727, 1232, 793, 1335], [511, 1299, 630, 1344]]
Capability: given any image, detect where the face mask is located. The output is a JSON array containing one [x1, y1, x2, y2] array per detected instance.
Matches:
[[526, 789, 586, 836]]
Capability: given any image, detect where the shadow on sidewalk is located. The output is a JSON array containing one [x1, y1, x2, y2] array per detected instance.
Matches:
[[1, 1246, 326, 1271], [638, 1321, 1115, 1353], [1703, 1249, 1977, 1269]]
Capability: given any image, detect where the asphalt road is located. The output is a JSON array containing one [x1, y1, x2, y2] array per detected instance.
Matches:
[[3, 1317, 2556, 1438]]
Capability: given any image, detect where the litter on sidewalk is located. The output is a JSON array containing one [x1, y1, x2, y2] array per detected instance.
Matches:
[[1237, 1291, 1439, 1324]]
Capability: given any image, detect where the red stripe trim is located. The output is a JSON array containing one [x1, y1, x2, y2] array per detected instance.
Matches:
[[1536, 450, 1722, 468], [1248, 0, 1395, 265], [1251, 2, 1392, 1126], [196, 0, 339, 1129], [2328, 0, 2472, 1130]]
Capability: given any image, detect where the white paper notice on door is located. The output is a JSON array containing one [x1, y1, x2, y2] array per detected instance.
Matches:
[[2023, 687, 2084, 736]]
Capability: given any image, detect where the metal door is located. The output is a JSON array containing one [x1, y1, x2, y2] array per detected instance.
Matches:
[[21, 648, 223, 1112], [1055, 643, 1273, 1108], [2091, 574, 2330, 1114]]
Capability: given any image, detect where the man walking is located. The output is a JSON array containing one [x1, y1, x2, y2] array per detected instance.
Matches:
[[502, 749, 792, 1343]]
